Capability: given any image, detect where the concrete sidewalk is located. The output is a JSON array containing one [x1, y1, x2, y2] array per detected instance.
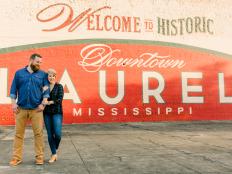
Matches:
[[0, 121, 232, 174]]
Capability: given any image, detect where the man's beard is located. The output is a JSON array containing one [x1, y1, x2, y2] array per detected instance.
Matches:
[[30, 64, 40, 72]]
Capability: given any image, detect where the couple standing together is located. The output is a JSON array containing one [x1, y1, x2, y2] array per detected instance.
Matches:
[[9, 53, 64, 166]]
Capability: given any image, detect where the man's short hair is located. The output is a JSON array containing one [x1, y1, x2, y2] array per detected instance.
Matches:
[[30, 53, 42, 60]]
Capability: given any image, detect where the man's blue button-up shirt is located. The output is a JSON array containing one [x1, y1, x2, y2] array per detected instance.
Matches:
[[10, 67, 50, 109]]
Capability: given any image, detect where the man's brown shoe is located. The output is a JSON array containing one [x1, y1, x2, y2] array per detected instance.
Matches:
[[9, 158, 22, 166], [35, 157, 44, 165]]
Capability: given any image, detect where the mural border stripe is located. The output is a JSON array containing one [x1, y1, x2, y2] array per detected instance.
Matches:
[[0, 39, 231, 59]]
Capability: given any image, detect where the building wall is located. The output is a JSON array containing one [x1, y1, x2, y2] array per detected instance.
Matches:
[[0, 0, 232, 125]]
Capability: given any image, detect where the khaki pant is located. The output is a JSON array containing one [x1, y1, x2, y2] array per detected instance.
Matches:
[[12, 108, 44, 160]]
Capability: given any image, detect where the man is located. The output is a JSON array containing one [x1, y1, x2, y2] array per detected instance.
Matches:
[[9, 53, 49, 166]]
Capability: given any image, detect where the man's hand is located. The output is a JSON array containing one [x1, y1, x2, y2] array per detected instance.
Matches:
[[12, 103, 19, 114], [37, 104, 45, 112]]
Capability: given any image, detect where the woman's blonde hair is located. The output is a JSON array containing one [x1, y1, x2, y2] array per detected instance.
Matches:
[[47, 68, 57, 76]]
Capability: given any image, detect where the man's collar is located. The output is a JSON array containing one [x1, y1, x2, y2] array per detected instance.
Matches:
[[26, 65, 34, 74]]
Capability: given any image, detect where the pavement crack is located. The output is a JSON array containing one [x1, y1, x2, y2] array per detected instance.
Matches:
[[65, 130, 91, 174]]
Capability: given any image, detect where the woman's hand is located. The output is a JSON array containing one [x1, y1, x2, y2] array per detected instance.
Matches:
[[48, 101, 54, 105], [37, 104, 45, 112]]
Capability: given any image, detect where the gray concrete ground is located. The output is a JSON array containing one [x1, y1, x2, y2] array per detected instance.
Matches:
[[0, 121, 232, 174]]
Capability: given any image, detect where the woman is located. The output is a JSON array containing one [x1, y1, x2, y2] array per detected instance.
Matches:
[[43, 68, 64, 163]]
